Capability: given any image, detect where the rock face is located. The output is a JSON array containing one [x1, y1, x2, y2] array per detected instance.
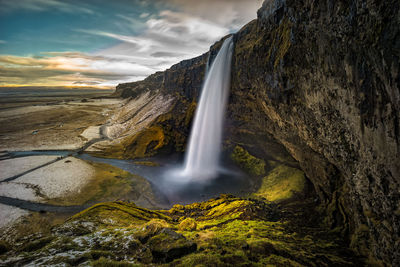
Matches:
[[115, 0, 399, 264], [231, 0, 400, 264]]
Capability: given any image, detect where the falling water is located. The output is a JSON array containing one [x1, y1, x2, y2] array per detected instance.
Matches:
[[179, 36, 234, 182]]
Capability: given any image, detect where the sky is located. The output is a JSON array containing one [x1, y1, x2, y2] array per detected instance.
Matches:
[[0, 0, 263, 88]]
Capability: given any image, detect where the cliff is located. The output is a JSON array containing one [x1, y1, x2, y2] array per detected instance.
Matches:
[[108, 0, 399, 264], [230, 0, 400, 264]]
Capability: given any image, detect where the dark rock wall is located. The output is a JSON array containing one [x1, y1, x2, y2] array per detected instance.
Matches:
[[116, 0, 399, 264], [230, 0, 399, 264]]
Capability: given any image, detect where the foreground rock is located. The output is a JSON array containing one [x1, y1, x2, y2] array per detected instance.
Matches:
[[0, 195, 364, 266]]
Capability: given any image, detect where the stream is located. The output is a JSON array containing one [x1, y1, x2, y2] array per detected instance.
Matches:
[[0, 150, 252, 212]]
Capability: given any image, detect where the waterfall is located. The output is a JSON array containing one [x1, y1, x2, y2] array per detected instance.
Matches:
[[179, 36, 234, 182]]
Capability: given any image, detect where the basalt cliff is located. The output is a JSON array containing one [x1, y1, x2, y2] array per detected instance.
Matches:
[[110, 0, 399, 265]]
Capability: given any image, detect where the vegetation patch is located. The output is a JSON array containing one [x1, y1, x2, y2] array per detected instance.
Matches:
[[231, 146, 266, 176], [178, 218, 197, 231], [124, 126, 165, 159], [254, 164, 306, 202], [133, 161, 159, 167], [92, 257, 140, 267]]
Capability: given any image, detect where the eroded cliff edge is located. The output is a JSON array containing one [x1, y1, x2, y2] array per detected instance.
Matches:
[[111, 0, 399, 264]]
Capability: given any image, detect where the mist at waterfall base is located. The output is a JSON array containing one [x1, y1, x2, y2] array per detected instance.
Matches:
[[158, 36, 250, 203]]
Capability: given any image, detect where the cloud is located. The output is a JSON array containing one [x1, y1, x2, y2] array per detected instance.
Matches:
[[81, 9, 231, 75], [166, 0, 263, 29], [139, 12, 149, 18], [0, 40, 6, 44], [150, 51, 187, 58], [0, 0, 263, 87], [0, 52, 153, 87], [75, 29, 153, 51], [0, 0, 95, 14], [74, 0, 263, 87]]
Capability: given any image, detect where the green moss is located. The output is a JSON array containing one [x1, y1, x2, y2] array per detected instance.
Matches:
[[92, 257, 140, 267], [125, 126, 165, 158], [148, 229, 197, 263], [178, 218, 197, 231], [205, 199, 249, 218], [254, 165, 306, 202], [231, 146, 266, 176], [19, 236, 54, 252], [5, 197, 364, 266], [260, 254, 304, 266], [70, 202, 171, 227], [135, 219, 172, 242], [174, 252, 224, 267], [133, 161, 159, 167]]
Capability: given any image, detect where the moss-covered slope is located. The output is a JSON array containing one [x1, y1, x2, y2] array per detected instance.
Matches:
[[1, 195, 364, 266]]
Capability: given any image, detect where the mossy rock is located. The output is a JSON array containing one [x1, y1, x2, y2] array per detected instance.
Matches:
[[148, 228, 197, 263], [254, 164, 306, 202], [4, 196, 364, 266], [19, 236, 54, 252], [136, 219, 172, 243], [231, 145, 266, 176], [174, 252, 224, 267], [69, 202, 171, 227], [178, 218, 197, 231], [92, 257, 140, 267]]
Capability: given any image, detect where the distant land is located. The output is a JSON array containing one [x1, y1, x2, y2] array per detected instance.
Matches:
[[0, 86, 115, 110]]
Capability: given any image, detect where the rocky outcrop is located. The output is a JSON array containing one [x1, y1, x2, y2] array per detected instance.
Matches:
[[113, 0, 399, 264]]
